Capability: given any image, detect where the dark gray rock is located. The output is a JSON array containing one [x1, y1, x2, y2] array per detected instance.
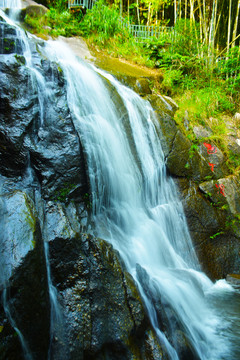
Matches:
[[48, 234, 166, 360], [0, 53, 38, 176], [0, 22, 23, 55], [0, 22, 88, 199], [0, 190, 38, 286], [0, 191, 50, 360]]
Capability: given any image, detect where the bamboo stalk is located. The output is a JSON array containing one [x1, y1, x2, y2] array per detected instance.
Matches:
[[174, 0, 177, 24], [232, 0, 240, 47], [227, 0, 232, 53]]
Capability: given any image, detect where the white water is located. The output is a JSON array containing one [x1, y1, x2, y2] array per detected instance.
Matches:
[[43, 40, 236, 359], [0, 0, 21, 7], [0, 0, 21, 20], [2, 289, 32, 360]]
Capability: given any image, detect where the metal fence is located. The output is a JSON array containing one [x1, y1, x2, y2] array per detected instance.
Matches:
[[68, 0, 95, 10], [127, 24, 175, 41]]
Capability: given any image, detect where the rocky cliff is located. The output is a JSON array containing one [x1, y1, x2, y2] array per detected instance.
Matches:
[[147, 94, 240, 280]]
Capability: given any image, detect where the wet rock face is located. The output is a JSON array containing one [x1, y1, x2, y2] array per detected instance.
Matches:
[[0, 53, 37, 176], [47, 231, 170, 360], [49, 235, 147, 359], [0, 191, 37, 286], [148, 94, 240, 279], [0, 21, 88, 198], [0, 193, 50, 360], [0, 21, 23, 55]]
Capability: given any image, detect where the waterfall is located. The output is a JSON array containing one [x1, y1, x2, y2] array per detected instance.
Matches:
[[0, 0, 21, 20], [1, 2, 239, 359], [0, 0, 21, 7], [43, 40, 232, 360]]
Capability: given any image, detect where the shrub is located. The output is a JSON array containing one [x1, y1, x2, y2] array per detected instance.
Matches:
[[79, 0, 121, 39]]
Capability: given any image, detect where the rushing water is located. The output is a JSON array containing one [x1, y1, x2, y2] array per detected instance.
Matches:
[[43, 40, 239, 360], [1, 2, 240, 359], [0, 0, 21, 20]]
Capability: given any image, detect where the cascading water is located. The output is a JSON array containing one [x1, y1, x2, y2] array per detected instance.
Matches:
[[0, 0, 21, 20], [1, 1, 239, 359], [43, 40, 238, 360]]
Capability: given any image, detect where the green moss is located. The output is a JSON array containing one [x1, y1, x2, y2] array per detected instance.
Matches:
[[229, 274, 240, 279], [14, 54, 26, 65], [209, 231, 224, 239], [52, 183, 77, 202]]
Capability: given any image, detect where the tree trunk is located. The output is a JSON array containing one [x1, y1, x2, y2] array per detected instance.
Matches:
[[189, 0, 195, 24], [197, 0, 204, 53], [147, 2, 152, 26], [174, 0, 177, 24], [136, 0, 140, 25], [209, 0, 218, 49], [120, 0, 123, 17], [232, 0, 240, 47], [227, 0, 232, 53], [179, 0, 182, 20]]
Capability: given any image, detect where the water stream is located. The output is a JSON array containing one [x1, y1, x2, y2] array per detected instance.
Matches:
[[1, 2, 240, 359], [44, 40, 239, 360]]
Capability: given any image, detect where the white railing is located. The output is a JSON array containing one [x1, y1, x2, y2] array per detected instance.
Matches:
[[128, 24, 174, 40], [68, 0, 95, 9], [121, 22, 175, 42]]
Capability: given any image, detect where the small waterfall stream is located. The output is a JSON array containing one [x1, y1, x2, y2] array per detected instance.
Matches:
[[1, 2, 240, 359]]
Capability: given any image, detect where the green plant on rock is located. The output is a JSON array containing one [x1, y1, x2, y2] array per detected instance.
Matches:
[[24, 4, 83, 38], [53, 183, 76, 202], [225, 214, 240, 234], [189, 143, 199, 159], [209, 231, 224, 239], [160, 69, 183, 95], [83, 192, 92, 209]]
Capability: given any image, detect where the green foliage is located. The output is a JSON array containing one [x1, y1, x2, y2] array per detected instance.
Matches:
[[79, 0, 121, 40], [173, 20, 200, 57], [53, 183, 76, 202], [218, 47, 240, 79], [175, 86, 235, 128], [209, 231, 224, 239], [24, 4, 83, 37], [42, 0, 68, 11], [83, 192, 92, 209], [160, 69, 183, 94], [189, 143, 199, 159], [217, 47, 240, 97], [225, 214, 240, 233], [227, 152, 240, 169]]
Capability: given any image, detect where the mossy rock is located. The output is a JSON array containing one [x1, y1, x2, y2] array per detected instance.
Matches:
[[21, 4, 48, 19]]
